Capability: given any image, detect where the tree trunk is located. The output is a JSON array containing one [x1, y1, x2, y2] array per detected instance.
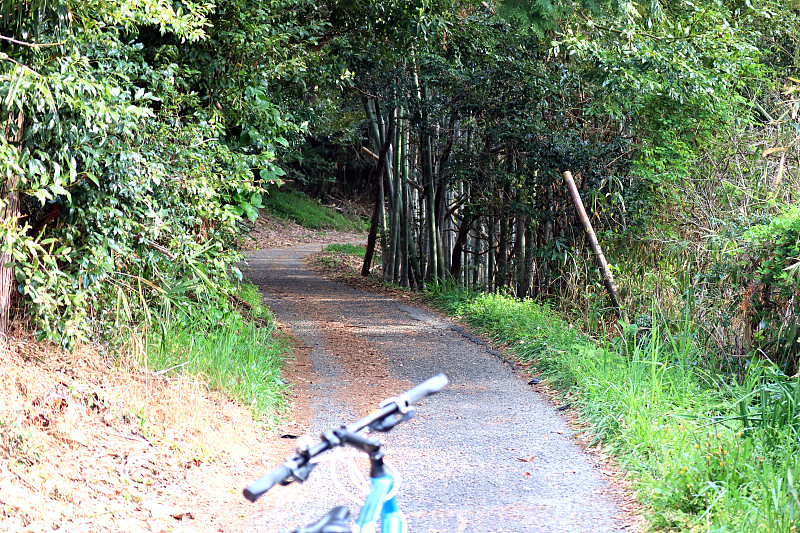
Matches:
[[361, 136, 393, 277], [487, 216, 495, 292], [1, 110, 24, 337], [514, 214, 526, 296], [541, 214, 553, 296], [413, 65, 440, 285], [399, 108, 410, 288], [450, 211, 472, 280], [522, 224, 535, 299], [390, 106, 402, 284], [362, 189, 382, 277], [496, 213, 509, 290], [364, 98, 382, 154], [381, 108, 396, 279]]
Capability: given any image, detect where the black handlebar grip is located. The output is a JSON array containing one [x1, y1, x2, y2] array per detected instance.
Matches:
[[402, 373, 449, 404], [243, 464, 292, 502]]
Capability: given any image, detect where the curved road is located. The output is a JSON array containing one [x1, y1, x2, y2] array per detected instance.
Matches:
[[243, 244, 631, 533]]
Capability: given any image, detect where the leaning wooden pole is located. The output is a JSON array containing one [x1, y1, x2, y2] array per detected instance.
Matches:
[[562, 171, 624, 316]]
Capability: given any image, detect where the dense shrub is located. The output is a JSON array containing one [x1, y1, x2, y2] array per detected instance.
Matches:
[[1, 1, 289, 346], [738, 207, 800, 371]]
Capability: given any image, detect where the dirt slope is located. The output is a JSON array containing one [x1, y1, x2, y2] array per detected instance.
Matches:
[[0, 334, 295, 533]]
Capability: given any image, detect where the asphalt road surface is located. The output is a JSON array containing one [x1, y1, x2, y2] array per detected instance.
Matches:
[[242, 244, 632, 533]]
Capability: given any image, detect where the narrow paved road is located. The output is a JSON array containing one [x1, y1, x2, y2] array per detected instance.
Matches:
[[243, 244, 632, 533]]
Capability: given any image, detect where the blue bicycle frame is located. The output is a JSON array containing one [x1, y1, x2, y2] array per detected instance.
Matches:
[[354, 473, 407, 533]]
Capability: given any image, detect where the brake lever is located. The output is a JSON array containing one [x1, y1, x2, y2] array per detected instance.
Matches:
[[369, 407, 415, 432], [280, 439, 318, 485], [286, 460, 315, 484]]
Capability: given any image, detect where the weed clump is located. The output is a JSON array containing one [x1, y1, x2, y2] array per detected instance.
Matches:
[[144, 281, 288, 424]]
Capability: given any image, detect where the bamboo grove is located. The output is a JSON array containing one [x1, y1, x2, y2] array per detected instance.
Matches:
[[308, 0, 794, 305], [2, 0, 799, 360], [354, 52, 626, 300], [291, 0, 800, 369]]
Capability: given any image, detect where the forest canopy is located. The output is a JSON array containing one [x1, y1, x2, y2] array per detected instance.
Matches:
[[1, 0, 799, 373]]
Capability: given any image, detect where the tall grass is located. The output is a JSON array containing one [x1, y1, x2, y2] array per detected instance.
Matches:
[[428, 288, 800, 532], [145, 282, 288, 424]]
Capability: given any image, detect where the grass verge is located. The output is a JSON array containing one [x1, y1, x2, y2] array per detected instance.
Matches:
[[427, 288, 800, 533], [316, 243, 368, 268], [263, 188, 367, 231], [145, 282, 288, 425]]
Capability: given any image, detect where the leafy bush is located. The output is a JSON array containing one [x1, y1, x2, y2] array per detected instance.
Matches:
[[737, 207, 800, 371], [1, 2, 289, 346]]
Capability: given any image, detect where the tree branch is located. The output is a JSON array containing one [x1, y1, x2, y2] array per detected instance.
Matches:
[[0, 34, 63, 48], [0, 52, 27, 69], [0, 52, 43, 78]]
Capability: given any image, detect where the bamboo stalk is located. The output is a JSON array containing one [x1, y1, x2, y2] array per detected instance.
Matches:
[[361, 136, 393, 277]]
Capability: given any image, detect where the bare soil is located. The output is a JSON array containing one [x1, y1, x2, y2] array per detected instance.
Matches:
[[0, 334, 283, 532], [0, 210, 364, 533]]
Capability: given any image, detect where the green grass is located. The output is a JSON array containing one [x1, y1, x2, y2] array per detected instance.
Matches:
[[324, 243, 366, 255], [427, 288, 800, 532], [146, 282, 288, 425], [315, 243, 370, 271], [263, 188, 367, 231]]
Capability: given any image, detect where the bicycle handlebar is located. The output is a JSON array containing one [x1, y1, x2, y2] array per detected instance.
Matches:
[[401, 373, 450, 405], [243, 464, 292, 502], [243, 373, 449, 502]]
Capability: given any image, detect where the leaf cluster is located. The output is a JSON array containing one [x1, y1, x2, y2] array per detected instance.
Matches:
[[0, 0, 298, 345]]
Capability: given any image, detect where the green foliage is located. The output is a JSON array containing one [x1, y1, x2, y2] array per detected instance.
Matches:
[[553, 0, 785, 192], [743, 206, 800, 295], [146, 296, 287, 424], [495, 0, 565, 37], [263, 188, 366, 231], [0, 0, 295, 346], [735, 206, 800, 370], [429, 287, 800, 532]]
